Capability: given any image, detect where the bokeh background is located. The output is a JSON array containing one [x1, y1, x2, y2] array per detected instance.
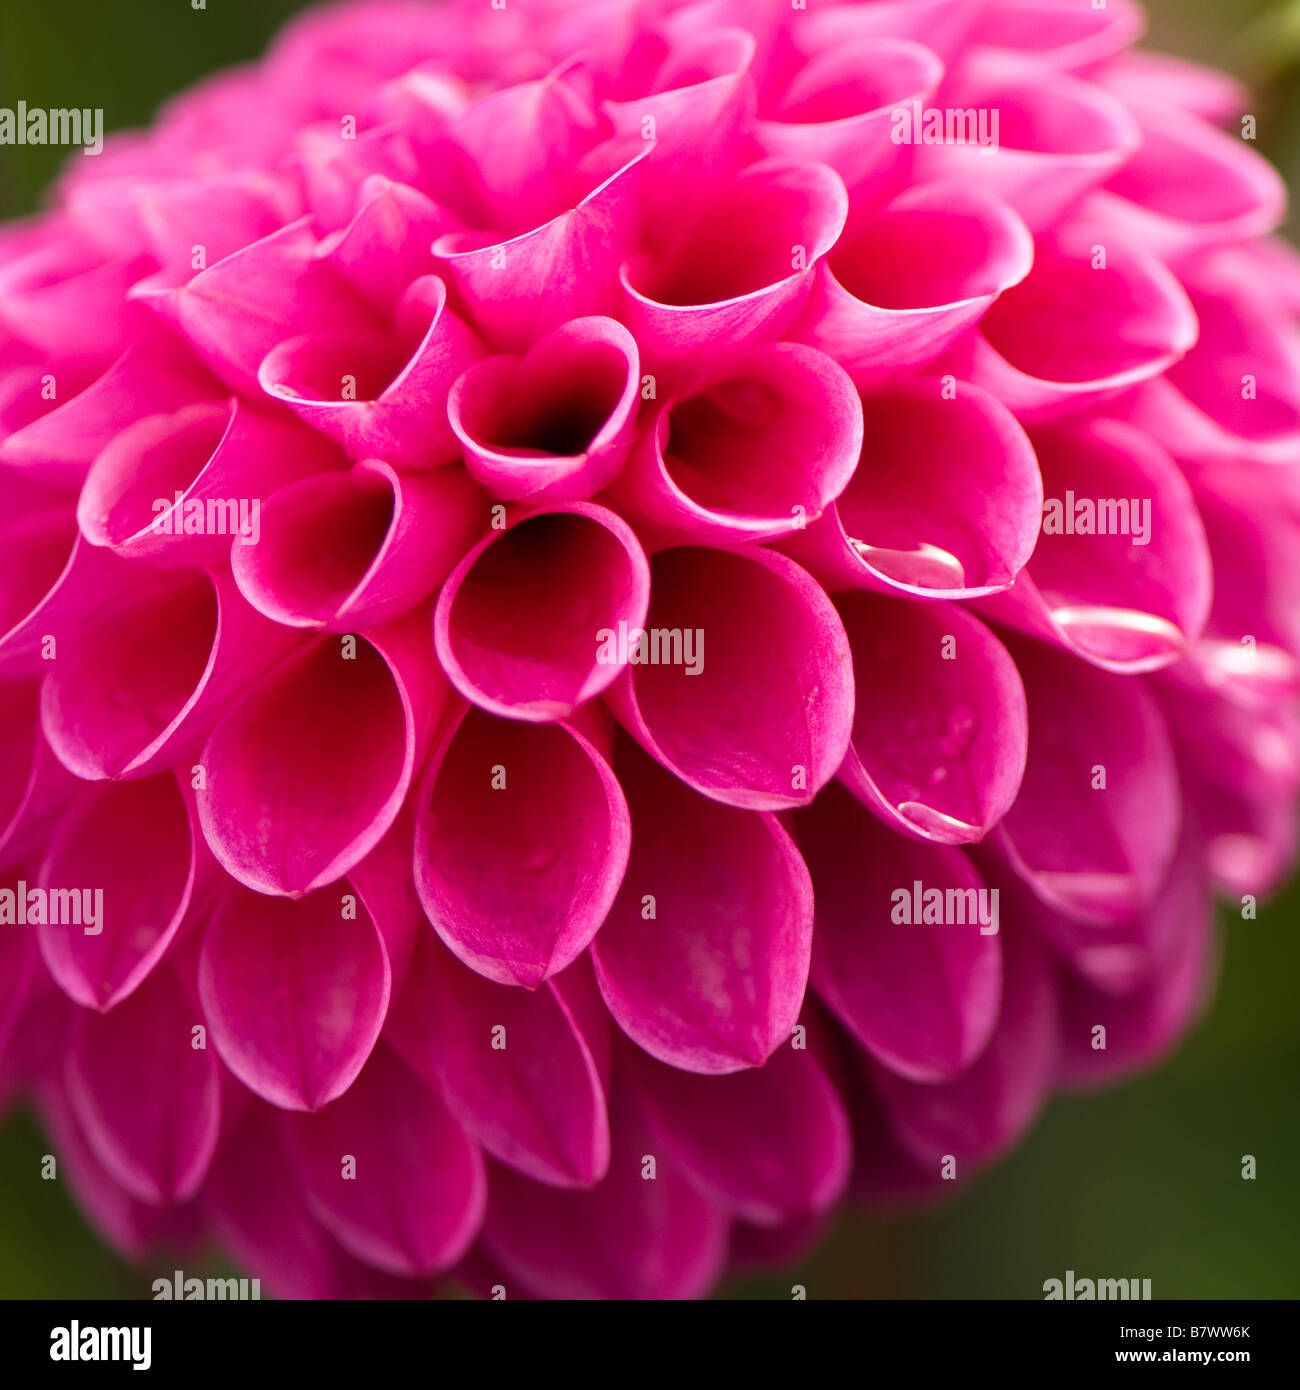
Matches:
[[0, 0, 1297, 1299]]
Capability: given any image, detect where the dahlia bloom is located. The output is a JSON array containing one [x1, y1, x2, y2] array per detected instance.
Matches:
[[1, 0, 1298, 1300]]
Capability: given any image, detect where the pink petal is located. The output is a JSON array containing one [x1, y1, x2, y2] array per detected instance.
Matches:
[[433, 501, 650, 721], [627, 1039, 851, 1224], [591, 738, 813, 1073], [198, 607, 449, 896], [605, 340, 861, 542], [385, 930, 610, 1187], [835, 593, 1028, 843], [233, 458, 483, 631], [413, 704, 630, 988], [973, 417, 1212, 673], [66, 961, 221, 1204], [37, 775, 197, 1012], [779, 379, 1041, 598], [606, 544, 853, 809], [994, 637, 1181, 924], [802, 783, 1002, 1082], [789, 182, 1034, 387], [282, 1041, 486, 1277]]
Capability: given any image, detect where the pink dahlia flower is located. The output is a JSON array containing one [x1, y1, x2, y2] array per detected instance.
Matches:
[[2, 0, 1299, 1300]]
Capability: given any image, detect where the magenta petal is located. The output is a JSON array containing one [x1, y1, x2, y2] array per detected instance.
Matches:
[[434, 140, 651, 352], [0, 338, 221, 483], [413, 704, 630, 988], [481, 1080, 729, 1299], [66, 962, 221, 1204], [790, 183, 1034, 387], [952, 227, 1199, 423], [199, 608, 449, 896], [1094, 98, 1285, 259], [282, 1041, 486, 1277], [0, 679, 78, 870], [41, 568, 299, 780], [836, 593, 1028, 843], [628, 1040, 851, 1225], [77, 397, 339, 566], [606, 545, 853, 809], [605, 341, 862, 542], [258, 274, 485, 470], [434, 502, 650, 721], [591, 739, 813, 1073], [802, 783, 1002, 1082], [38, 775, 196, 1012], [779, 379, 1041, 599], [794, 0, 978, 63], [995, 638, 1181, 924], [233, 459, 482, 631], [135, 218, 377, 394], [868, 922, 1059, 1169], [756, 38, 943, 198], [39, 1083, 199, 1262], [206, 1099, 429, 1300], [1056, 832, 1215, 1087], [980, 0, 1146, 74], [620, 158, 847, 367], [973, 418, 1212, 673], [449, 316, 640, 501], [917, 54, 1140, 231], [198, 844, 413, 1112], [385, 931, 610, 1187]]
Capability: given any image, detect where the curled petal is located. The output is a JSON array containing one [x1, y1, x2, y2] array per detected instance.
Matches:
[[199, 607, 450, 896], [994, 637, 1181, 924], [606, 341, 862, 542], [233, 459, 483, 631], [41, 567, 299, 780], [620, 158, 848, 368], [790, 182, 1034, 387], [779, 379, 1042, 599], [952, 228, 1198, 423], [916, 55, 1140, 232], [794, 0, 979, 62], [258, 274, 485, 470], [1092, 99, 1285, 259], [606, 544, 853, 809], [802, 784, 1002, 1082], [78, 397, 338, 566], [0, 680, 77, 870], [481, 1080, 729, 1299], [385, 931, 610, 1187], [628, 1040, 851, 1225], [836, 593, 1028, 843], [134, 218, 378, 394], [435, 139, 651, 352], [37, 775, 196, 1012], [868, 922, 1059, 1168], [66, 962, 221, 1204], [282, 1042, 486, 1278], [448, 316, 640, 500], [755, 39, 943, 198], [413, 704, 630, 988], [973, 418, 1212, 673], [434, 501, 650, 721], [980, 0, 1145, 74], [591, 739, 813, 1073]]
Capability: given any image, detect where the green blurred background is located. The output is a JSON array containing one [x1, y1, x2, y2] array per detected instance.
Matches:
[[0, 0, 1297, 1299]]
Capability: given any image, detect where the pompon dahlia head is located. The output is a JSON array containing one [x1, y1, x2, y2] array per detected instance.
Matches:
[[1, 0, 1299, 1301]]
